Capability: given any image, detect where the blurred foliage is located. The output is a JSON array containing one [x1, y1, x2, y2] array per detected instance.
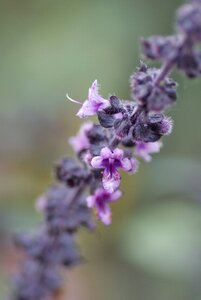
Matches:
[[1, 0, 201, 299], [121, 199, 201, 281]]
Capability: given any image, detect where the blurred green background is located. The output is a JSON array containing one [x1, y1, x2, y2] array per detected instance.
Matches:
[[1, 0, 201, 299]]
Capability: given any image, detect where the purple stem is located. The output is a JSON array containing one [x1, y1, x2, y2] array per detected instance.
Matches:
[[110, 136, 121, 149], [154, 59, 175, 85]]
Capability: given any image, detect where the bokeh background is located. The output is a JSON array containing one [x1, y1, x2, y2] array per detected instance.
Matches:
[[1, 0, 201, 299]]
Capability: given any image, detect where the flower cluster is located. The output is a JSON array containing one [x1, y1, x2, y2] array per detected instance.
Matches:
[[8, 1, 201, 300], [10, 183, 94, 300], [67, 77, 171, 224], [66, 0, 201, 226]]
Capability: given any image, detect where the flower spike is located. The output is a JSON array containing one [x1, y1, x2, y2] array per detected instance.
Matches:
[[8, 1, 201, 299]]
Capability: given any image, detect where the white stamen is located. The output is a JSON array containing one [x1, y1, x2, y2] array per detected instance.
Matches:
[[66, 93, 82, 105]]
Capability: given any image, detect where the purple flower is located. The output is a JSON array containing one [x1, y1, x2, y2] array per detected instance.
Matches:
[[91, 147, 138, 193], [69, 121, 93, 153], [76, 80, 110, 118], [134, 141, 162, 162], [86, 188, 122, 225]]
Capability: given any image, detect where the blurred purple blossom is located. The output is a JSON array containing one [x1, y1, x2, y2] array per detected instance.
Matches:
[[69, 121, 93, 153], [87, 188, 122, 225], [134, 141, 162, 162]]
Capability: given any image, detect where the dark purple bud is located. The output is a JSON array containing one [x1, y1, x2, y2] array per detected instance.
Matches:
[[147, 78, 177, 111], [176, 2, 201, 42], [87, 125, 108, 156], [130, 63, 152, 101], [103, 96, 123, 115], [109, 95, 121, 110], [159, 116, 173, 135], [14, 260, 62, 300], [114, 114, 131, 139], [177, 49, 201, 78], [55, 158, 90, 187], [132, 109, 172, 142], [130, 64, 177, 111], [42, 185, 94, 232], [15, 231, 81, 266], [148, 112, 164, 124], [123, 100, 136, 115], [141, 35, 182, 61], [122, 135, 135, 147], [87, 124, 107, 144], [133, 123, 162, 143], [104, 96, 125, 115], [97, 110, 115, 128]]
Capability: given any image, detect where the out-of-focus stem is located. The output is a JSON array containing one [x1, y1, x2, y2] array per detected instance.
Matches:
[[154, 59, 175, 85]]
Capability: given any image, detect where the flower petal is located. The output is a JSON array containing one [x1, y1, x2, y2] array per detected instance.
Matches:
[[88, 80, 110, 109], [91, 156, 104, 168], [69, 121, 93, 153], [86, 195, 95, 208], [79, 121, 93, 134], [68, 135, 89, 153], [108, 190, 122, 202], [76, 100, 99, 118], [102, 167, 121, 193], [130, 158, 139, 173], [88, 80, 100, 102], [36, 195, 47, 212], [98, 204, 112, 225], [100, 147, 113, 159], [83, 151, 93, 165], [113, 148, 124, 161], [120, 157, 132, 171], [135, 141, 162, 162], [75, 80, 110, 118], [143, 153, 152, 162]]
